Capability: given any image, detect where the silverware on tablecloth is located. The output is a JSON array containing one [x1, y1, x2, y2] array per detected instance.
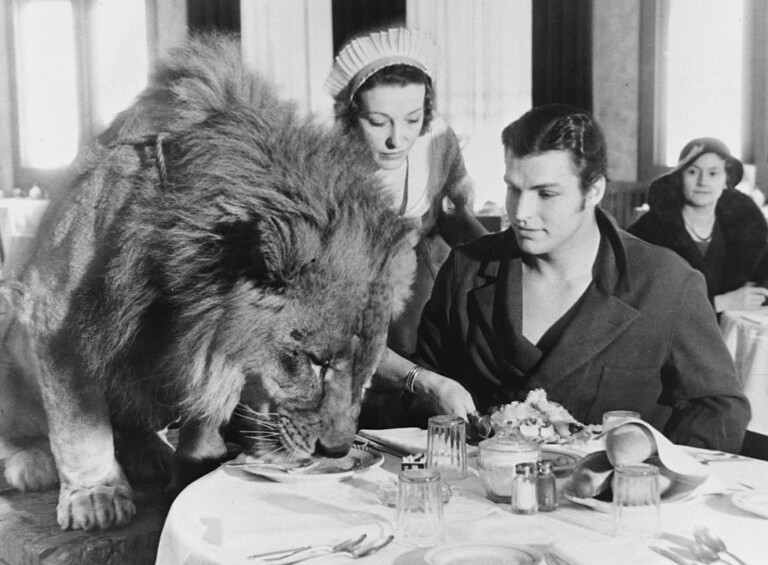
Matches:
[[248, 534, 366, 562], [693, 526, 749, 565], [544, 551, 574, 565], [224, 459, 321, 473], [649, 545, 696, 565], [265, 534, 393, 564], [354, 435, 411, 458]]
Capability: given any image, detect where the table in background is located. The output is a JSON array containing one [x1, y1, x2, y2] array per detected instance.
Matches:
[[156, 444, 767, 565], [0, 198, 49, 279], [720, 307, 768, 436]]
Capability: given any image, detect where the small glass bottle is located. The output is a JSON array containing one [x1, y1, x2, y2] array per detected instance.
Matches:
[[511, 462, 538, 514], [536, 459, 558, 511]]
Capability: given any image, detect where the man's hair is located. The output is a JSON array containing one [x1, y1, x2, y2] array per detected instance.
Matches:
[[335, 64, 434, 135], [501, 103, 608, 192]]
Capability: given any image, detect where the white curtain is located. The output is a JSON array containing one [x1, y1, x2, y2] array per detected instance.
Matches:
[[241, 0, 334, 121], [406, 0, 531, 210]]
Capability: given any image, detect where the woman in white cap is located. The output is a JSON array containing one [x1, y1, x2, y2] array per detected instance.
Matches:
[[628, 138, 768, 313], [326, 28, 485, 426]]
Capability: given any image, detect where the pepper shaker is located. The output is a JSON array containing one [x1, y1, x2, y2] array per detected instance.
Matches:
[[536, 459, 558, 511]]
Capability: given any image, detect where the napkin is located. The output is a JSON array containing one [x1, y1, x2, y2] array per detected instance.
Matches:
[[567, 418, 714, 509], [358, 427, 479, 457]]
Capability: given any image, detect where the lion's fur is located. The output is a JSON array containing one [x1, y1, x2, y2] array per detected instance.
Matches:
[[6, 34, 415, 530]]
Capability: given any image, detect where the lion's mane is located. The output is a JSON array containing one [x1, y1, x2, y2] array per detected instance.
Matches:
[[8, 34, 415, 529]]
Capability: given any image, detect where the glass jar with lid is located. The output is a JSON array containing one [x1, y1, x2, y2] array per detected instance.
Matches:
[[477, 425, 540, 503]]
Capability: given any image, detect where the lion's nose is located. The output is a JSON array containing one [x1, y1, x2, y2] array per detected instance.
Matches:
[[314, 439, 351, 459]]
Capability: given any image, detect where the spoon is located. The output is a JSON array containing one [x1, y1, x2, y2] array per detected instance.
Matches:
[[693, 527, 748, 565]]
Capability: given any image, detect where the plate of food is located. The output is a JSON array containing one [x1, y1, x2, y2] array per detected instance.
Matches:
[[425, 542, 545, 565], [540, 445, 584, 474], [468, 389, 602, 448], [562, 419, 711, 511], [228, 446, 384, 483]]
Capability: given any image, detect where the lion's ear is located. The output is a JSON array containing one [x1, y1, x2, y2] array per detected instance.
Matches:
[[217, 219, 282, 287]]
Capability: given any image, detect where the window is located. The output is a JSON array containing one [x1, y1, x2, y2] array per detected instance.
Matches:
[[0, 0, 181, 193], [640, 0, 768, 182]]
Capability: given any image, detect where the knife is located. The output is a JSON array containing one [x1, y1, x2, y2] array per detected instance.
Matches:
[[649, 546, 694, 565]]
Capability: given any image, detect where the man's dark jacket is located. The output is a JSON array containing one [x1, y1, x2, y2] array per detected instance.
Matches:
[[416, 209, 750, 452]]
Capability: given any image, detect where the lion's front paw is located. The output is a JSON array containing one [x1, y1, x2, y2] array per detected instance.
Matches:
[[57, 483, 136, 530], [4, 446, 59, 491]]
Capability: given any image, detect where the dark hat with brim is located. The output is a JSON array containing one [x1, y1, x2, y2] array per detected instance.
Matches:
[[671, 137, 744, 188]]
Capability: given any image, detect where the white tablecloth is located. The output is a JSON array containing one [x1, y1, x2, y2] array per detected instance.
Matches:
[[156, 443, 768, 565], [0, 198, 49, 279], [721, 307, 768, 435]]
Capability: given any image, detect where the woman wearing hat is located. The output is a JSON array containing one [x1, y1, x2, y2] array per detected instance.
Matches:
[[326, 28, 486, 426], [628, 138, 768, 312]]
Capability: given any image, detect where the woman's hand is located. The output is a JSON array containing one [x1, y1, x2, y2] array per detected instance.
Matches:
[[411, 368, 477, 420], [714, 284, 768, 312]]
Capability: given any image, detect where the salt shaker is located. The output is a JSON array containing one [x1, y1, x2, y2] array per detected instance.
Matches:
[[536, 459, 557, 511], [511, 462, 538, 514]]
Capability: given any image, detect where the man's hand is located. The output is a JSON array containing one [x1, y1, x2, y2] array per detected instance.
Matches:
[[411, 369, 477, 420], [715, 284, 768, 312]]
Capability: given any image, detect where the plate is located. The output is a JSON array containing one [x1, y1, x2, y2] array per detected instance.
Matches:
[[540, 446, 583, 474], [238, 447, 383, 483], [562, 472, 714, 512], [731, 490, 768, 519], [425, 542, 545, 565]]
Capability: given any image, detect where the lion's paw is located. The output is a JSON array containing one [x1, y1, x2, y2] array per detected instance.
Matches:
[[4, 447, 59, 491], [57, 483, 135, 531]]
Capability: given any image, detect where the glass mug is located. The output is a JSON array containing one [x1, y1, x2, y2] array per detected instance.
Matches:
[[612, 463, 661, 540], [426, 415, 467, 481], [396, 469, 445, 547]]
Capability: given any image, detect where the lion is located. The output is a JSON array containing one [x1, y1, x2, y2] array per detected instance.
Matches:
[[2, 35, 415, 531]]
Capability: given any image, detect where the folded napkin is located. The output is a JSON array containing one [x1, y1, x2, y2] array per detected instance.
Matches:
[[567, 418, 715, 511], [358, 427, 479, 457]]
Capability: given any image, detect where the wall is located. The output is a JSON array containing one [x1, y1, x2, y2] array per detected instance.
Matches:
[[592, 0, 641, 183]]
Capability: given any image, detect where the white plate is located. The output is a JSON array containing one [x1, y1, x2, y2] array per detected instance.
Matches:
[[562, 472, 714, 512], [731, 490, 768, 519], [425, 542, 545, 565], [540, 445, 584, 474], [238, 447, 383, 483]]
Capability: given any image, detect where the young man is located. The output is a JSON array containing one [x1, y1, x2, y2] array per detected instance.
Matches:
[[413, 104, 749, 452]]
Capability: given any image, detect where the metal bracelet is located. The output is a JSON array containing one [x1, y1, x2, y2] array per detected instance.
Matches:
[[404, 365, 421, 394]]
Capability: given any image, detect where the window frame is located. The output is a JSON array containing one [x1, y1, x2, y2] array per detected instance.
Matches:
[[0, 0, 170, 194], [639, 0, 768, 187]]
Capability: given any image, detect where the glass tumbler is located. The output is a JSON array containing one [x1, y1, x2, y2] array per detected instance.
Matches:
[[426, 415, 467, 481], [396, 469, 445, 547], [612, 464, 661, 540]]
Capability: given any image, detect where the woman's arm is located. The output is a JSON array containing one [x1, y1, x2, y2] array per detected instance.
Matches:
[[371, 347, 477, 420]]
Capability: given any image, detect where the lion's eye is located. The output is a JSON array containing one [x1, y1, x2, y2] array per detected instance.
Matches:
[[308, 353, 333, 382]]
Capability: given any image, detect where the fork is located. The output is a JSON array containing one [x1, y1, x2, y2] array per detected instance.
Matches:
[[248, 534, 366, 561], [278, 535, 394, 564]]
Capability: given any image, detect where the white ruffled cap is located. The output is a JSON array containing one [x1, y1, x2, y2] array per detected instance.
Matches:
[[325, 28, 437, 101]]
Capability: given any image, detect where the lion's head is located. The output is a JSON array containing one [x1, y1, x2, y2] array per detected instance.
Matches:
[[60, 35, 417, 466]]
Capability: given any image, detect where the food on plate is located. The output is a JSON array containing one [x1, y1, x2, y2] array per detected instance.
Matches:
[[605, 423, 658, 467], [570, 451, 614, 498], [482, 389, 597, 444]]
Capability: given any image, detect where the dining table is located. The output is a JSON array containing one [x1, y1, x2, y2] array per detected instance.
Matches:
[[720, 306, 768, 436], [155, 428, 767, 565]]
